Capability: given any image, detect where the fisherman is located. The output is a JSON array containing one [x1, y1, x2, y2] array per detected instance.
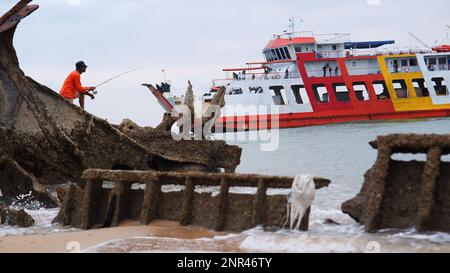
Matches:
[[60, 61, 96, 109]]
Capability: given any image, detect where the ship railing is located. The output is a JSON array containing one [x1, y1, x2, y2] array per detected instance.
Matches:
[[306, 67, 383, 78], [273, 31, 351, 43], [315, 48, 435, 60], [213, 72, 301, 85], [426, 64, 450, 72], [316, 50, 347, 59], [388, 66, 422, 74], [376, 47, 434, 56]]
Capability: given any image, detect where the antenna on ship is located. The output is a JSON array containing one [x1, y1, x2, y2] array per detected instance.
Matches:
[[408, 32, 431, 49], [161, 68, 167, 83], [289, 17, 295, 36], [283, 17, 304, 39]]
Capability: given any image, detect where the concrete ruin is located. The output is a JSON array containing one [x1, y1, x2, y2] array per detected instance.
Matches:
[[116, 119, 241, 173], [342, 134, 450, 233], [0, 0, 241, 206], [0, 204, 34, 228], [54, 169, 331, 232]]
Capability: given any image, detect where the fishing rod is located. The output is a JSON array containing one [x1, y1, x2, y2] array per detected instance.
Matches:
[[91, 69, 139, 94]]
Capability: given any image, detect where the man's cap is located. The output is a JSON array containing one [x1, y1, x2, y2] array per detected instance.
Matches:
[[76, 61, 88, 70]]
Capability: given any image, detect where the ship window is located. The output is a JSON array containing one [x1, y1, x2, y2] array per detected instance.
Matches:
[[229, 88, 243, 95], [291, 85, 305, 104], [353, 82, 370, 101], [412, 79, 430, 97], [401, 59, 409, 67], [249, 86, 263, 94], [332, 83, 351, 102], [332, 45, 337, 51], [271, 49, 278, 61], [264, 51, 272, 61], [373, 81, 390, 100], [275, 48, 283, 60], [269, 86, 287, 105], [279, 48, 287, 59], [428, 58, 437, 65], [439, 58, 447, 70], [426, 57, 437, 70], [312, 84, 329, 103], [431, 77, 449, 96], [283, 47, 292, 59], [392, 80, 408, 99], [409, 58, 418, 66], [294, 45, 302, 53], [271, 50, 277, 61]]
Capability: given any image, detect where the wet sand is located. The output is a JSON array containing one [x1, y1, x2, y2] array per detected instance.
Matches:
[[0, 220, 240, 253]]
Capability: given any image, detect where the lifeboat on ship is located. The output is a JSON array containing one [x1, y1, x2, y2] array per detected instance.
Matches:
[[433, 45, 450, 53]]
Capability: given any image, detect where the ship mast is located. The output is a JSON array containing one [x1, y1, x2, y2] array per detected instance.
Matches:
[[289, 17, 295, 37]]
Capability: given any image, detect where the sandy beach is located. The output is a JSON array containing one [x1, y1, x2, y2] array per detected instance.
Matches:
[[0, 220, 240, 253]]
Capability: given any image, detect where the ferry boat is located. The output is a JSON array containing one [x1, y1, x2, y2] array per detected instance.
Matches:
[[150, 28, 450, 131]]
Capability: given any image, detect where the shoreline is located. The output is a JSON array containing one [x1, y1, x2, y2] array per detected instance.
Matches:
[[0, 220, 236, 253]]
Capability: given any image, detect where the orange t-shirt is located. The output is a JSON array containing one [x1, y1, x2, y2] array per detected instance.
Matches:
[[60, 70, 89, 99]]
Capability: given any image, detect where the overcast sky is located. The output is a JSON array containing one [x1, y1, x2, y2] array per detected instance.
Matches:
[[1, 0, 449, 126]]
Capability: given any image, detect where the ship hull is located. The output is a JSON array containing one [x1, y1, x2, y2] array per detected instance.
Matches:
[[216, 108, 450, 131]]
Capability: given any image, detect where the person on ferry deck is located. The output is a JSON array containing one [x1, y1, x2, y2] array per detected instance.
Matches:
[[285, 68, 290, 79], [335, 66, 340, 76], [328, 66, 333, 77], [394, 61, 399, 73], [323, 64, 328, 77], [252, 74, 256, 80]]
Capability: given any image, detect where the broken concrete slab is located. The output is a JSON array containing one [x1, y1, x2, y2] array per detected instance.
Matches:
[[342, 134, 450, 233], [117, 119, 242, 173], [53, 169, 331, 232]]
